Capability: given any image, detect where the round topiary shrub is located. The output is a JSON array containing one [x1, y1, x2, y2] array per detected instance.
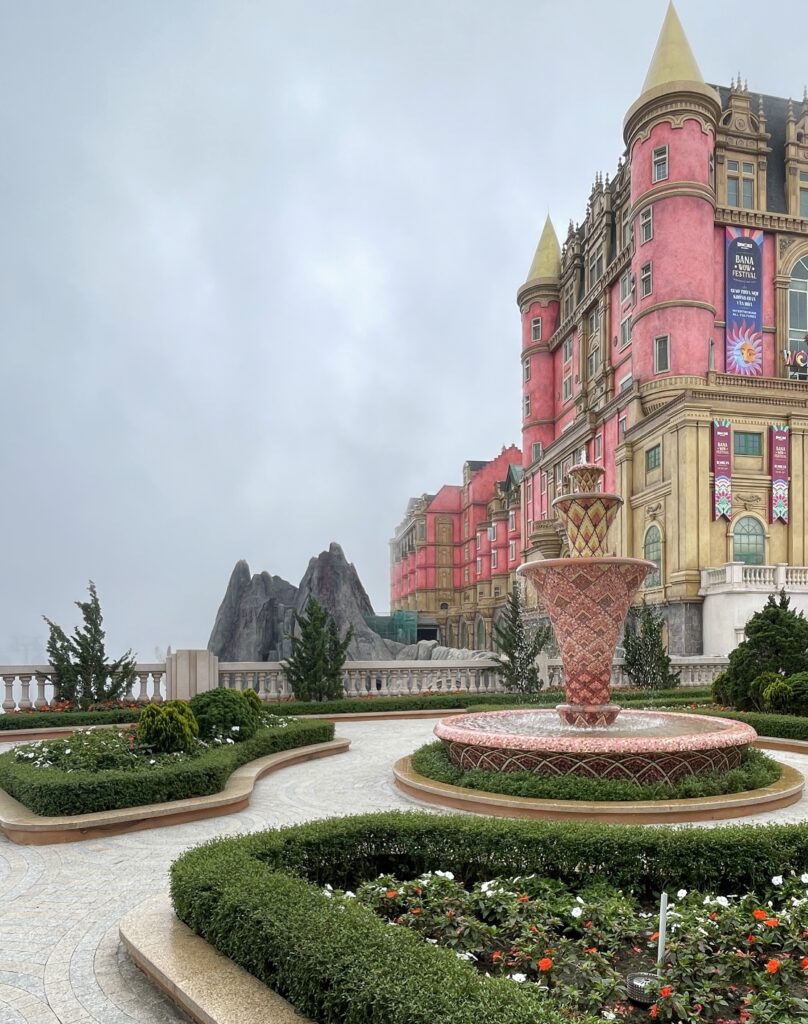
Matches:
[[137, 701, 199, 754], [242, 687, 263, 717], [189, 688, 260, 743], [748, 671, 783, 712], [763, 678, 794, 714]]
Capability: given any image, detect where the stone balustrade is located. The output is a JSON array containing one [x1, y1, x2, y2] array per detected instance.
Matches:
[[0, 664, 165, 713], [700, 562, 808, 593]]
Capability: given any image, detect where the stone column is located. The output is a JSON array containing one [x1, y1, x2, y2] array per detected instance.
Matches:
[[165, 650, 220, 702]]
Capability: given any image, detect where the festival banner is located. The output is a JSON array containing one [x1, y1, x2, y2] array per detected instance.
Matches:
[[713, 419, 732, 520], [770, 424, 790, 523], [725, 227, 764, 375]]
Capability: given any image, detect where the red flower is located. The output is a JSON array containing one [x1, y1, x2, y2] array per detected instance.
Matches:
[[385, 890, 397, 899], [752, 909, 766, 920], [585, 946, 598, 954], [801, 956, 808, 971], [410, 907, 422, 915], [660, 986, 672, 998], [709, 912, 718, 921], [650, 1007, 658, 1019], [518, 895, 529, 903], [492, 950, 503, 962], [584, 920, 592, 928], [766, 959, 780, 974], [538, 957, 553, 972], [764, 918, 779, 928], [446, 910, 454, 919]]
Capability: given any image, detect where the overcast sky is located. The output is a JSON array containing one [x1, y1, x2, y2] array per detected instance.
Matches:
[[1, 0, 803, 662]]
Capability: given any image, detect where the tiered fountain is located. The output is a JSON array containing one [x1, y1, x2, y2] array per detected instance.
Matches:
[[435, 464, 757, 785]]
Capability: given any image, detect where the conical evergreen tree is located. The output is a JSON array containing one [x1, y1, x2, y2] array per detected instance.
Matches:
[[622, 599, 680, 690], [282, 597, 353, 702], [491, 582, 550, 695]]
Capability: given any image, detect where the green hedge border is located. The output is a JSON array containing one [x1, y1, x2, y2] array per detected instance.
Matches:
[[170, 811, 808, 1024], [0, 719, 334, 816], [0, 708, 141, 731]]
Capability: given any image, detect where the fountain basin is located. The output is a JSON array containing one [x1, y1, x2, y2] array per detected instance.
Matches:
[[434, 709, 758, 785]]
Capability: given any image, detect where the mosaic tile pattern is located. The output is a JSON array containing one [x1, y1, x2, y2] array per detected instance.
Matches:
[[553, 495, 619, 558]]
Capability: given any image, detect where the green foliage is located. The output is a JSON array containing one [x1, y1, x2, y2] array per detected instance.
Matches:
[[748, 672, 783, 713], [137, 701, 199, 754], [282, 597, 354, 702], [189, 688, 260, 742], [410, 741, 780, 802], [0, 708, 141, 731], [723, 590, 808, 709], [491, 583, 551, 694], [0, 719, 333, 816], [170, 811, 808, 1024], [621, 600, 680, 690], [242, 688, 263, 716], [785, 671, 808, 714], [692, 708, 808, 740], [12, 729, 145, 772], [43, 581, 137, 708], [711, 670, 730, 705], [763, 678, 795, 715]]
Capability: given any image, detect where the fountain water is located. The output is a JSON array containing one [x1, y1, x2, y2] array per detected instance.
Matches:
[[434, 464, 756, 784]]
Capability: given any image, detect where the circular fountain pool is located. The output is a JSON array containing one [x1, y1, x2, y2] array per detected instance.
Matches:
[[434, 709, 758, 784]]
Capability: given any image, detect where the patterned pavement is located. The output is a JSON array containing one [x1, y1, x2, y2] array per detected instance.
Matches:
[[1, 720, 807, 1024]]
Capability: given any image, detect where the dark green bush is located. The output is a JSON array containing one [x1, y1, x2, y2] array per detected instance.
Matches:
[[410, 742, 780, 802], [764, 678, 794, 714], [170, 811, 808, 1024], [747, 671, 782, 712], [137, 701, 198, 754], [711, 670, 730, 705], [190, 688, 260, 742], [0, 709, 140, 731], [693, 708, 808, 740], [0, 719, 333, 816], [242, 688, 263, 717], [785, 671, 808, 714]]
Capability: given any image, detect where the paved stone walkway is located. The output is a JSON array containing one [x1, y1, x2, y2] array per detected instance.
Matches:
[[1, 720, 808, 1024]]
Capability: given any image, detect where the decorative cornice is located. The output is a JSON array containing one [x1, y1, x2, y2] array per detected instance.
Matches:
[[631, 181, 716, 217], [624, 82, 721, 145], [716, 208, 808, 236], [632, 298, 716, 327]]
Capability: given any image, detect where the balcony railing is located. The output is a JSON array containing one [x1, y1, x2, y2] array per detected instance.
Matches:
[[700, 563, 808, 594]]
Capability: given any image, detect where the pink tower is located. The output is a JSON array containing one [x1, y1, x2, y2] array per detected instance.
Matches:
[[517, 216, 561, 470], [623, 3, 721, 381]]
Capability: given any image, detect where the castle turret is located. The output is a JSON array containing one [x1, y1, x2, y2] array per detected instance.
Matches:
[[623, 2, 721, 381], [517, 215, 560, 470]]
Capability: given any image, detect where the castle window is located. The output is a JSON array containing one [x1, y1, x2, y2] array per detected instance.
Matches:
[[620, 270, 632, 302], [587, 343, 600, 379], [620, 315, 632, 348], [488, 525, 496, 541], [527, 478, 534, 501], [788, 255, 808, 379], [801, 172, 808, 218], [640, 262, 653, 297], [476, 619, 486, 649], [619, 373, 633, 393], [640, 207, 653, 243], [709, 152, 715, 190], [654, 334, 670, 373], [523, 358, 531, 382], [509, 510, 516, 532], [476, 557, 482, 575], [562, 337, 573, 363], [563, 374, 572, 401], [509, 541, 516, 562], [491, 549, 498, 569], [523, 393, 531, 418], [594, 434, 602, 460], [493, 587, 501, 598], [734, 431, 762, 457], [588, 307, 600, 338], [733, 516, 765, 565], [464, 566, 469, 582], [531, 441, 542, 462], [727, 159, 755, 209], [644, 525, 662, 587], [588, 248, 604, 289], [652, 145, 668, 183], [618, 417, 627, 439], [645, 444, 661, 471], [531, 317, 542, 341]]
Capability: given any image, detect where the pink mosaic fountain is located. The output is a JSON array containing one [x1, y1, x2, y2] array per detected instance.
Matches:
[[434, 464, 757, 784]]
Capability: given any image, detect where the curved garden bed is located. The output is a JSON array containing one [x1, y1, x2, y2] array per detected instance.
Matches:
[[170, 811, 808, 1024]]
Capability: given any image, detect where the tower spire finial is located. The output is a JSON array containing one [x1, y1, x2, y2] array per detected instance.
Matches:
[[524, 215, 561, 286], [640, 2, 705, 94]]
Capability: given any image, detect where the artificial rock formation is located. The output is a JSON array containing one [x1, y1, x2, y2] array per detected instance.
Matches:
[[208, 543, 488, 663]]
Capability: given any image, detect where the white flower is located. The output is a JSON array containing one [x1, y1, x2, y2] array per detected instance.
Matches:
[[64, 749, 71, 754], [149, 759, 156, 765], [677, 889, 688, 899], [344, 891, 355, 899], [480, 881, 496, 893], [509, 973, 527, 983], [456, 951, 476, 961], [772, 875, 784, 887], [434, 870, 455, 880], [702, 896, 711, 906], [801, 873, 808, 884], [576, 896, 585, 904], [602, 1013, 617, 1022], [571, 907, 583, 918], [231, 725, 240, 732], [716, 896, 729, 907]]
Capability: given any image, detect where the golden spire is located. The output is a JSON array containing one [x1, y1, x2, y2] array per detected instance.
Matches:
[[525, 216, 561, 284], [641, 2, 704, 93]]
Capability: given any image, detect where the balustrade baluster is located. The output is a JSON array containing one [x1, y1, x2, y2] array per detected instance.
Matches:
[[18, 674, 32, 710], [34, 673, 47, 709], [258, 672, 268, 701], [151, 670, 164, 702], [136, 672, 150, 703], [2, 675, 16, 712]]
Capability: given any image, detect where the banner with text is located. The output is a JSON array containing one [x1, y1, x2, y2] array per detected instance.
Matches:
[[725, 227, 764, 375], [713, 419, 732, 520], [770, 425, 789, 523]]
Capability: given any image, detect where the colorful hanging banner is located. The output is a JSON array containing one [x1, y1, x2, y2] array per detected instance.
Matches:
[[725, 227, 764, 376], [713, 419, 732, 520], [770, 424, 789, 523]]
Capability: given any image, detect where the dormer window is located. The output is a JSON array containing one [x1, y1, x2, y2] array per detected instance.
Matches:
[[652, 145, 668, 183], [727, 160, 755, 209]]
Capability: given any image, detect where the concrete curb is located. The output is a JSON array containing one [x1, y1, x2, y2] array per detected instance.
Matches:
[[120, 894, 310, 1024], [0, 737, 350, 845]]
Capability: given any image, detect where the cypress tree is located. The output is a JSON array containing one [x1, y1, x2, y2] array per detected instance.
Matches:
[[283, 597, 353, 702], [622, 599, 680, 690], [491, 582, 551, 695]]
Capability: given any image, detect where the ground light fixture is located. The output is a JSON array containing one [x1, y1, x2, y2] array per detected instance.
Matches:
[[626, 891, 668, 1005]]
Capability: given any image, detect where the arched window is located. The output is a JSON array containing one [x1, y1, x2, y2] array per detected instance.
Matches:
[[733, 516, 765, 565], [476, 618, 486, 650], [788, 255, 808, 379], [460, 621, 468, 649], [643, 525, 662, 587]]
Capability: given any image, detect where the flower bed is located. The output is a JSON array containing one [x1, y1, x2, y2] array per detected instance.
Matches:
[[410, 741, 780, 801], [170, 812, 808, 1024], [0, 717, 333, 815]]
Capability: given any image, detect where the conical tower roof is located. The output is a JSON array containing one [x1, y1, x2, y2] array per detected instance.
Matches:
[[525, 216, 561, 285], [641, 2, 704, 93]]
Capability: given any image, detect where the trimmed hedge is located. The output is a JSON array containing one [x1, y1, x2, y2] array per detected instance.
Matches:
[[0, 708, 141, 731], [693, 708, 808, 741], [410, 741, 781, 802], [170, 811, 808, 1024], [0, 719, 334, 816]]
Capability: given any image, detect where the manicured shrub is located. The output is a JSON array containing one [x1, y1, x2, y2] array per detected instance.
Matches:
[[0, 719, 333, 816], [711, 670, 730, 704], [410, 741, 780, 802], [764, 678, 795, 714], [137, 701, 198, 754], [190, 688, 260, 742], [0, 708, 141, 731], [748, 671, 783, 712], [785, 671, 808, 714], [242, 688, 263, 716]]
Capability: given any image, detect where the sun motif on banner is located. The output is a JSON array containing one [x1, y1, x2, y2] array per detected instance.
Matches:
[[726, 322, 763, 375]]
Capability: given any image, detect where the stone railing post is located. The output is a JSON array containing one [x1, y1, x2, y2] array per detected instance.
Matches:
[[18, 674, 32, 710], [2, 674, 16, 712], [165, 650, 219, 702], [34, 672, 48, 709]]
